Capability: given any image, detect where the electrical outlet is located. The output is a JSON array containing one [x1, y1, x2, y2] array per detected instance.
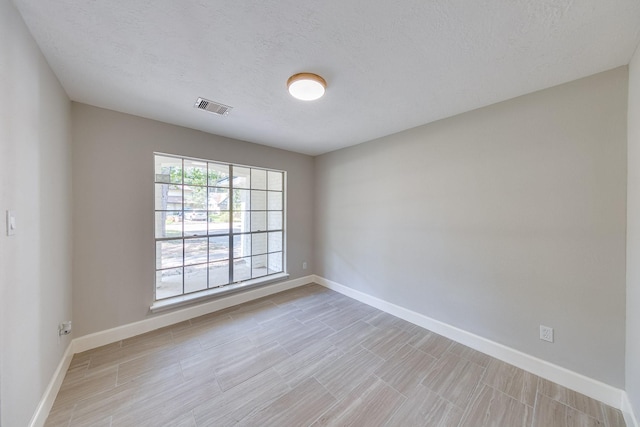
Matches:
[[59, 321, 72, 336], [540, 325, 554, 342], [302, 261, 307, 270]]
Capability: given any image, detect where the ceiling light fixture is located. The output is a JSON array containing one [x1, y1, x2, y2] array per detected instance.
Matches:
[[287, 73, 326, 101]]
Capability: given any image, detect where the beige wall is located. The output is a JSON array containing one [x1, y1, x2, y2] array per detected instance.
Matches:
[[627, 46, 640, 417], [0, 0, 73, 425], [315, 67, 628, 387], [71, 104, 315, 336]]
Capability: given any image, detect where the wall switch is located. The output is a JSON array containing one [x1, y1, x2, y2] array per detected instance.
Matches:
[[6, 210, 16, 236], [540, 325, 554, 342], [302, 261, 308, 270]]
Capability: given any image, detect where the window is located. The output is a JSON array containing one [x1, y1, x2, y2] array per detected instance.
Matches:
[[154, 154, 285, 301]]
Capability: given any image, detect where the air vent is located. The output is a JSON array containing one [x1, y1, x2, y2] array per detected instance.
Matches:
[[194, 97, 232, 116]]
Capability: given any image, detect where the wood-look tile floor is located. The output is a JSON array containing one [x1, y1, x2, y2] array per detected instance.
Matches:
[[45, 284, 626, 427]]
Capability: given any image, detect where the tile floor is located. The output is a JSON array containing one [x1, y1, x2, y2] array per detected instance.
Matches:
[[45, 283, 626, 426]]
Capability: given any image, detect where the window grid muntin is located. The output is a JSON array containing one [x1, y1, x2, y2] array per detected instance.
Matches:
[[154, 154, 284, 300]]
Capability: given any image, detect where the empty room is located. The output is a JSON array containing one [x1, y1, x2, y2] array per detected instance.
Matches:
[[2, 0, 640, 426]]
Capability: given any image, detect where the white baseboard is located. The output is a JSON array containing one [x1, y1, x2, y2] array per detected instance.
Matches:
[[32, 275, 312, 425], [28, 341, 74, 427], [623, 392, 640, 427], [74, 275, 312, 353], [314, 275, 627, 411], [33, 274, 639, 426]]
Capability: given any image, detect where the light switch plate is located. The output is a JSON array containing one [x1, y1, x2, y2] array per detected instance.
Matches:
[[6, 210, 16, 236]]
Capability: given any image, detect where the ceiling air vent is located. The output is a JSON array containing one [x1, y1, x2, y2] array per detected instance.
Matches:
[[194, 97, 232, 116]]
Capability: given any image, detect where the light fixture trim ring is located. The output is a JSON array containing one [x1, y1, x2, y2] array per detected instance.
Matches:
[[287, 72, 327, 101]]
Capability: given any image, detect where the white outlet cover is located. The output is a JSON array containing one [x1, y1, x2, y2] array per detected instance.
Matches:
[[540, 325, 554, 343]]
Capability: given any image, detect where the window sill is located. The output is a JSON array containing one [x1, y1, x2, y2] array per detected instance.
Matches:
[[150, 272, 290, 313]]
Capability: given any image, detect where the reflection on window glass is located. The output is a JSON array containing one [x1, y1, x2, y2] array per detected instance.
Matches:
[[208, 163, 230, 187], [183, 160, 208, 186], [251, 169, 267, 190], [154, 154, 285, 300], [155, 156, 182, 184], [233, 167, 251, 189], [251, 211, 266, 232], [268, 171, 283, 191]]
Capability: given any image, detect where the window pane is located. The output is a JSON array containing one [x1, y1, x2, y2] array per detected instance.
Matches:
[[156, 268, 183, 299], [209, 235, 230, 261], [184, 185, 207, 210], [155, 184, 182, 211], [251, 169, 267, 190], [233, 166, 251, 189], [268, 231, 282, 253], [268, 191, 282, 211], [233, 211, 248, 234], [184, 238, 207, 266], [184, 264, 208, 293], [209, 163, 230, 187], [251, 190, 267, 210], [268, 171, 283, 191], [252, 254, 268, 278], [183, 159, 208, 186], [268, 252, 283, 274], [233, 234, 251, 259], [208, 187, 229, 211], [155, 156, 182, 184], [208, 212, 230, 235], [156, 240, 183, 269], [209, 261, 229, 287], [155, 211, 182, 238], [233, 257, 251, 282], [183, 213, 207, 237], [268, 211, 282, 230], [154, 154, 285, 301], [251, 211, 266, 232], [233, 189, 250, 210], [252, 233, 267, 255]]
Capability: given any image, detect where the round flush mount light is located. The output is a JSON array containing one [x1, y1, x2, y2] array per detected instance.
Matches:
[[287, 73, 326, 101]]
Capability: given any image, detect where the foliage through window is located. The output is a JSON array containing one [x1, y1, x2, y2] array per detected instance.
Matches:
[[154, 154, 285, 300]]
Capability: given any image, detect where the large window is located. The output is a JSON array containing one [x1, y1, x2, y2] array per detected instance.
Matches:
[[154, 154, 285, 301]]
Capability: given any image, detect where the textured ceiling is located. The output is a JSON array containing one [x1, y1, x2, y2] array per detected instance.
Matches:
[[12, 0, 640, 155]]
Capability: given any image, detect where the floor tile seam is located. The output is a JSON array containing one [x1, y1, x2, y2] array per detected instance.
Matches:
[[401, 342, 439, 364], [455, 373, 488, 426], [307, 316, 336, 333], [420, 381, 467, 412], [120, 331, 173, 349], [478, 372, 534, 406], [52, 403, 77, 427], [480, 378, 538, 408], [379, 391, 417, 427], [484, 382, 535, 410], [376, 373, 420, 400], [598, 400, 624, 427], [242, 381, 296, 423], [376, 356, 437, 396], [451, 350, 488, 372], [310, 371, 350, 403], [534, 387, 605, 422], [379, 391, 409, 426], [197, 380, 291, 425], [55, 383, 120, 418], [534, 390, 605, 424], [86, 347, 167, 374], [529, 389, 541, 427], [61, 366, 119, 398], [303, 387, 343, 427]]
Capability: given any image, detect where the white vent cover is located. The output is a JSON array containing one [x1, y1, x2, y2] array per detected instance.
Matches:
[[194, 97, 232, 116]]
